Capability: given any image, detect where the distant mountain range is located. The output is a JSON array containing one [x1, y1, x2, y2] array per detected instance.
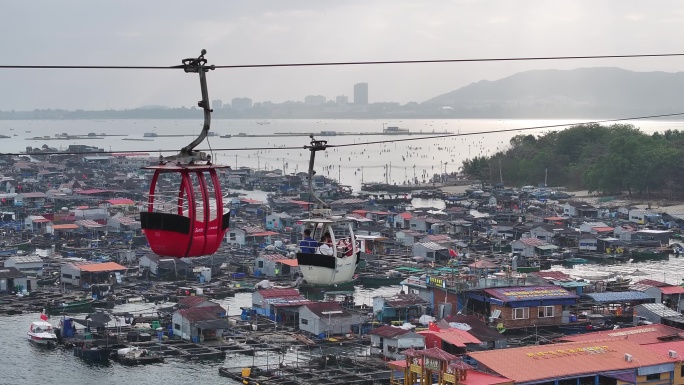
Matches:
[[423, 67, 684, 118], [3, 67, 684, 119]]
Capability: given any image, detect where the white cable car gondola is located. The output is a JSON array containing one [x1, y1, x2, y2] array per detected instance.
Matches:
[[296, 136, 360, 285]]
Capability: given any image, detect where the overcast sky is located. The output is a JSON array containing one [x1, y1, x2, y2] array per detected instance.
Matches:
[[2, 0, 684, 110]]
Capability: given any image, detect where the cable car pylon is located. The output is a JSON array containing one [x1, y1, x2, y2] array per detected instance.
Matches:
[[140, 50, 230, 258]]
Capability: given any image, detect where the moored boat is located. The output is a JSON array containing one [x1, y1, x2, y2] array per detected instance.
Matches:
[[46, 298, 95, 315], [27, 320, 57, 346]]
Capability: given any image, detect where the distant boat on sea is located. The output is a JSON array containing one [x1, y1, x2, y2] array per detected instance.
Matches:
[[256, 121, 271, 125]]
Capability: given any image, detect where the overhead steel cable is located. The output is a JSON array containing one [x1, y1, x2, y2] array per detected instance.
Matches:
[[3, 111, 684, 157], [3, 53, 684, 70]]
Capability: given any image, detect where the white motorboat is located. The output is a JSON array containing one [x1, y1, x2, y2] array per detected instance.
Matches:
[[28, 321, 57, 346]]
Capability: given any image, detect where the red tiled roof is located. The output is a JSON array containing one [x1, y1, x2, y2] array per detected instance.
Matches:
[[468, 339, 672, 383], [177, 305, 225, 322], [418, 329, 481, 348], [534, 271, 573, 282], [641, 340, 684, 359], [369, 325, 411, 338], [592, 226, 614, 232], [635, 279, 669, 287], [425, 234, 453, 243], [52, 224, 79, 230], [73, 261, 127, 272], [420, 347, 458, 361], [288, 200, 313, 206], [659, 286, 684, 295], [459, 370, 511, 385], [178, 296, 212, 308], [399, 212, 413, 219], [257, 288, 301, 299], [105, 198, 135, 205], [556, 324, 683, 345], [515, 237, 546, 247], [239, 198, 262, 204], [469, 260, 498, 269], [76, 219, 104, 228], [251, 231, 279, 237]]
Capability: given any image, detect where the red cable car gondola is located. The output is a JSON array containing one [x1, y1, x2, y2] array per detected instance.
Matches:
[[139, 50, 230, 258]]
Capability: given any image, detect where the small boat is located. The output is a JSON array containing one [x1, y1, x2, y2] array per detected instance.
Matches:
[[46, 298, 95, 315], [27, 320, 57, 346]]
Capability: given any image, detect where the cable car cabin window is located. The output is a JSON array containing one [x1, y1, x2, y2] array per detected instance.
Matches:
[[203, 175, 219, 222]]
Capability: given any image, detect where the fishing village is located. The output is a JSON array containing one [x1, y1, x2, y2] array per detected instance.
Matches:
[[5, 50, 684, 385], [6, 129, 684, 385]]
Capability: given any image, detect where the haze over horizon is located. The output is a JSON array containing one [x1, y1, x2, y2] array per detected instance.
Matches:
[[3, 1, 684, 111]]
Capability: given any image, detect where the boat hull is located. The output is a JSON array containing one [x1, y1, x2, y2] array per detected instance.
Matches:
[[47, 299, 94, 315], [28, 334, 57, 346]]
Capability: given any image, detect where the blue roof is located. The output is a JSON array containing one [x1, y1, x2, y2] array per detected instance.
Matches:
[[584, 291, 652, 303]]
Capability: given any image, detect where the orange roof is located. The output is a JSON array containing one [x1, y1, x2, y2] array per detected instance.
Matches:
[[76, 262, 127, 272], [387, 360, 408, 369], [277, 259, 299, 267], [460, 370, 512, 385], [468, 339, 672, 383], [418, 329, 481, 347], [592, 226, 614, 232], [52, 224, 79, 230], [251, 231, 279, 237], [659, 286, 684, 295], [642, 340, 684, 359], [556, 324, 683, 345]]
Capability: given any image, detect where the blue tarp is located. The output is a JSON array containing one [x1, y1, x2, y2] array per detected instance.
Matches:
[[584, 291, 652, 303]]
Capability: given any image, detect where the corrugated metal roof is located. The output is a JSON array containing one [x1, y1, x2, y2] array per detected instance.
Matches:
[[7, 255, 43, 264], [585, 291, 652, 303], [468, 339, 672, 383], [416, 242, 447, 251], [485, 286, 577, 302], [636, 303, 682, 318]]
